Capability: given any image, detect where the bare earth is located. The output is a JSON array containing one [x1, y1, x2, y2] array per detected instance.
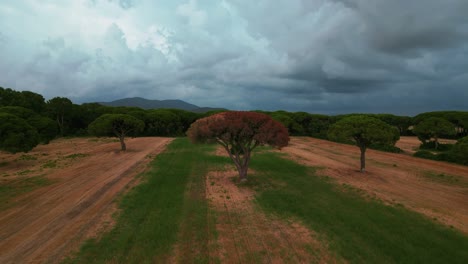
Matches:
[[0, 137, 172, 264], [283, 137, 468, 234], [396, 136, 457, 154]]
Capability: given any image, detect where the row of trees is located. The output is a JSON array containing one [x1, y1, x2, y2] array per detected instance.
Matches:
[[1, 87, 467, 167]]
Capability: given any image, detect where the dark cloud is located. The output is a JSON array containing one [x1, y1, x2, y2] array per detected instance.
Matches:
[[0, 0, 467, 115]]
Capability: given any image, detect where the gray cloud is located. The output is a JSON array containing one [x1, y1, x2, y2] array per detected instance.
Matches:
[[0, 0, 467, 115]]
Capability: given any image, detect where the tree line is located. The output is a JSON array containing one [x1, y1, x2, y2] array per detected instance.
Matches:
[[1, 86, 467, 166]]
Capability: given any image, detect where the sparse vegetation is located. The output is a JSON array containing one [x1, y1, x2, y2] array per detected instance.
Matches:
[[0, 175, 52, 211]]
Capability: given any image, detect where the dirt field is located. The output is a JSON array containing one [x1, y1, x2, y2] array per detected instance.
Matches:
[[283, 137, 468, 234], [396, 136, 457, 154], [0, 137, 172, 264]]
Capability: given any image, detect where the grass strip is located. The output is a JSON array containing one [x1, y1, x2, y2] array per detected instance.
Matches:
[[249, 151, 468, 264], [64, 138, 217, 263]]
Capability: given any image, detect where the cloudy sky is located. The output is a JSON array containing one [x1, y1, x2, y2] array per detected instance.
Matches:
[[1, 0, 467, 115]]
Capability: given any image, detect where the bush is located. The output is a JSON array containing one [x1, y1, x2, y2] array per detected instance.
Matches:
[[413, 150, 439, 160], [370, 144, 403, 153], [447, 137, 468, 165]]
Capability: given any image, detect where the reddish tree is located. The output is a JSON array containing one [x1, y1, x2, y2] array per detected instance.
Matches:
[[187, 111, 289, 181]]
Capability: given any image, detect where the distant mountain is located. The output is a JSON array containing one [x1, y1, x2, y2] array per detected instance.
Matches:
[[98, 97, 225, 113]]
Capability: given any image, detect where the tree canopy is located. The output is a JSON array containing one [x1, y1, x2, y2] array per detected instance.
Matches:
[[187, 111, 289, 180], [328, 115, 399, 172], [0, 113, 40, 153], [88, 114, 145, 151], [413, 117, 455, 149], [47, 97, 73, 136]]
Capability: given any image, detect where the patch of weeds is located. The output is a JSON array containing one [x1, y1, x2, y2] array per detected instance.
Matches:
[[17, 170, 34, 176], [65, 153, 89, 159], [18, 154, 38, 161], [422, 171, 467, 187], [0, 175, 52, 211], [42, 160, 57, 168], [0, 161, 9, 167]]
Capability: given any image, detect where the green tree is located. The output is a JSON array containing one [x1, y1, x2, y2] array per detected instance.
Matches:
[[0, 106, 58, 143], [0, 113, 40, 153], [413, 117, 455, 149], [271, 112, 304, 136], [143, 109, 182, 136], [187, 111, 289, 181], [328, 115, 399, 172], [449, 136, 468, 165], [88, 114, 145, 151], [47, 97, 73, 136]]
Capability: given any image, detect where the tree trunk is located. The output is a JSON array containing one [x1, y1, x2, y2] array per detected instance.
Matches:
[[360, 146, 366, 173], [119, 136, 126, 151], [238, 166, 248, 182]]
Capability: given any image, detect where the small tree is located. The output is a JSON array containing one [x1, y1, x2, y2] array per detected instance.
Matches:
[[413, 117, 455, 149], [88, 114, 144, 151], [0, 113, 40, 153], [187, 111, 289, 181], [328, 115, 399, 172]]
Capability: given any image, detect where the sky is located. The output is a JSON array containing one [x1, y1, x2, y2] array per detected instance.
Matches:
[[1, 0, 467, 115]]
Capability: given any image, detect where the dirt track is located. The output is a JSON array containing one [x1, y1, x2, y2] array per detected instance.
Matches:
[[283, 137, 468, 234], [0, 137, 172, 264]]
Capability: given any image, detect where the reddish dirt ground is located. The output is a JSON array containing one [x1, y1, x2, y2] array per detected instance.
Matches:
[[0, 137, 172, 264], [282, 137, 468, 234]]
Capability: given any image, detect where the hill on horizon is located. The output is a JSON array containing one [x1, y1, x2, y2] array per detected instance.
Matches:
[[97, 97, 225, 113]]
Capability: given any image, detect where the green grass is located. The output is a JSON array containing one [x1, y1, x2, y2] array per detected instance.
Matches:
[[248, 151, 468, 264], [64, 138, 220, 264], [0, 175, 51, 210]]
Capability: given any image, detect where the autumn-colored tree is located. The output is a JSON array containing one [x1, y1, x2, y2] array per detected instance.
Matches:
[[413, 117, 455, 149], [328, 115, 399, 172], [88, 114, 145, 151], [187, 111, 289, 181]]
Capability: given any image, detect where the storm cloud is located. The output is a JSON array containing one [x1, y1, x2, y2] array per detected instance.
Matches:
[[1, 0, 467, 115]]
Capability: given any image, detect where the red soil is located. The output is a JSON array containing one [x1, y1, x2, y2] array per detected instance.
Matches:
[[0, 137, 172, 264]]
